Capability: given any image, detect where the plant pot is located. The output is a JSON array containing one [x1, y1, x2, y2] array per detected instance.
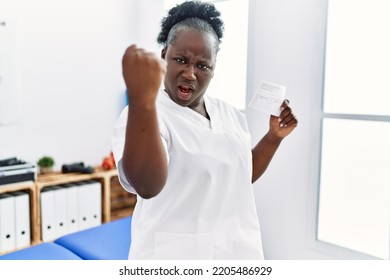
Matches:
[[39, 167, 53, 175]]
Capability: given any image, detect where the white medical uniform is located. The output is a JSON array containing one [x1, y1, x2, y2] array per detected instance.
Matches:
[[112, 89, 264, 259]]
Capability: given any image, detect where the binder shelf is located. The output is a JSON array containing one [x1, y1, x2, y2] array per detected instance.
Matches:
[[0, 181, 36, 255], [0, 167, 135, 255]]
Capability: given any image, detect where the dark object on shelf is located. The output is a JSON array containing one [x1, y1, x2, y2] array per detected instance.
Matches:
[[62, 162, 94, 174], [0, 157, 26, 167], [0, 157, 37, 185]]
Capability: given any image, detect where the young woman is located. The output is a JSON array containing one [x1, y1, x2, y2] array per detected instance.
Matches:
[[112, 1, 297, 259]]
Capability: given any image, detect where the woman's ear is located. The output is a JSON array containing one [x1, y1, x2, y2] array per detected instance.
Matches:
[[161, 48, 167, 59]]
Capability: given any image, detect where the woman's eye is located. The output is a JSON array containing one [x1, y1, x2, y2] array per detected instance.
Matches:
[[197, 64, 210, 70], [174, 58, 186, 64]]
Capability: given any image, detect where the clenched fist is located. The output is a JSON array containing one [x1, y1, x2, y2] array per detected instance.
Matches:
[[122, 45, 167, 106]]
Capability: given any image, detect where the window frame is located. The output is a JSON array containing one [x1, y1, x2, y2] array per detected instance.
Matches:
[[315, 0, 390, 260]]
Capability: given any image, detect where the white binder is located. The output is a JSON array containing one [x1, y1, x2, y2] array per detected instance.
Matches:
[[86, 180, 102, 228], [77, 180, 102, 230], [52, 185, 68, 238], [65, 183, 79, 234], [40, 187, 56, 242], [0, 194, 16, 253], [12, 191, 31, 249], [77, 181, 90, 230]]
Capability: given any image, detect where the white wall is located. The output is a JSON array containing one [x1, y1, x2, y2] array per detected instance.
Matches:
[[0, 0, 135, 168], [245, 0, 330, 259], [130, 0, 164, 53]]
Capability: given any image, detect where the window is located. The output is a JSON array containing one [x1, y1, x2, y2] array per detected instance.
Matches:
[[317, 0, 390, 259], [164, 0, 249, 110]]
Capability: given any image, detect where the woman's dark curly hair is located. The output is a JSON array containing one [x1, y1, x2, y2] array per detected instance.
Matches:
[[157, 1, 224, 49]]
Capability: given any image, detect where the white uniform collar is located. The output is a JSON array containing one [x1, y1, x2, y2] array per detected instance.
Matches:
[[158, 89, 223, 131]]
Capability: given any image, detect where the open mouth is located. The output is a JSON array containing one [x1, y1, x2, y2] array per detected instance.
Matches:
[[178, 86, 193, 101]]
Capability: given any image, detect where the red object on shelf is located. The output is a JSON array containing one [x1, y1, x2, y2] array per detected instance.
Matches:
[[102, 152, 115, 170]]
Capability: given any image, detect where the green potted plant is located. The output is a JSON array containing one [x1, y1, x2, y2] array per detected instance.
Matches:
[[37, 156, 55, 174]]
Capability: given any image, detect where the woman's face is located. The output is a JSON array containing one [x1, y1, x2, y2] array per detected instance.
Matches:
[[162, 29, 217, 112]]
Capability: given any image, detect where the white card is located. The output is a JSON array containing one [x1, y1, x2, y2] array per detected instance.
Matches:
[[248, 81, 286, 116]]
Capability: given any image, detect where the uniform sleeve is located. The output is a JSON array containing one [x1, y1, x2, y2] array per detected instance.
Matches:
[[111, 106, 169, 194]]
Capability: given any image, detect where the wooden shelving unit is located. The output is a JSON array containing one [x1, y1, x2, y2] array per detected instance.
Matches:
[[0, 181, 38, 248], [35, 167, 118, 242], [109, 175, 136, 221], [0, 167, 136, 255]]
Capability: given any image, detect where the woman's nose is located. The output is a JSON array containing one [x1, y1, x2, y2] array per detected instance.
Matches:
[[182, 64, 196, 81]]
